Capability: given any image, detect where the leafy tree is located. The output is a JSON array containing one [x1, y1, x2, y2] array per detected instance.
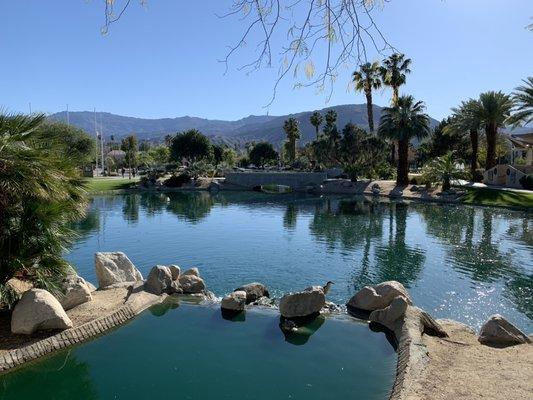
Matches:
[[310, 111, 323, 139], [422, 151, 467, 191], [0, 113, 88, 307], [339, 123, 366, 164], [352, 61, 382, 132], [170, 129, 213, 163], [378, 95, 431, 185], [508, 77, 533, 126], [212, 144, 224, 165], [447, 100, 483, 179], [35, 122, 95, 167], [138, 141, 151, 152], [323, 110, 338, 136], [121, 134, 138, 170], [249, 141, 278, 168], [474, 91, 513, 169], [137, 151, 154, 168], [418, 118, 469, 167], [148, 145, 170, 165], [283, 117, 300, 163], [222, 146, 237, 167]]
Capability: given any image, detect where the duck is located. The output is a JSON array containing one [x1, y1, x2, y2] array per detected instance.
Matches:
[[323, 281, 334, 295]]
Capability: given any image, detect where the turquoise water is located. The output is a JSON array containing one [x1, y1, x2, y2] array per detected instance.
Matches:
[[0, 302, 396, 400], [68, 192, 532, 331]]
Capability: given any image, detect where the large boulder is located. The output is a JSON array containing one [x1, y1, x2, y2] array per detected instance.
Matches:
[[178, 274, 206, 294], [279, 286, 325, 318], [145, 265, 173, 295], [169, 265, 181, 280], [347, 281, 412, 311], [234, 282, 269, 304], [57, 274, 93, 311], [221, 291, 247, 311], [369, 296, 409, 331], [11, 289, 73, 335], [94, 252, 143, 288], [478, 314, 531, 346], [181, 267, 199, 277]]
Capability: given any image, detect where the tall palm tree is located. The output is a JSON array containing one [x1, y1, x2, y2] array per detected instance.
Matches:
[[283, 117, 301, 163], [508, 77, 533, 126], [0, 113, 87, 307], [380, 53, 411, 106], [378, 95, 430, 185], [380, 53, 412, 164], [352, 61, 382, 133], [474, 91, 513, 170], [310, 111, 323, 140], [448, 99, 482, 179]]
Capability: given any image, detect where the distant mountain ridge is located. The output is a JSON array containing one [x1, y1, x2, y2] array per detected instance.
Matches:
[[49, 104, 440, 147]]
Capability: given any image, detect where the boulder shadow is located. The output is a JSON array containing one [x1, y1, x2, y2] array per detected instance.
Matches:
[[220, 309, 246, 322], [279, 313, 325, 346]]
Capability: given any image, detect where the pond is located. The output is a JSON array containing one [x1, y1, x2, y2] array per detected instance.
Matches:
[[68, 191, 532, 331], [0, 302, 396, 400]]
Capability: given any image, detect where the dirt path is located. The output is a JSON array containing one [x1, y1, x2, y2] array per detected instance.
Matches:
[[406, 320, 533, 400]]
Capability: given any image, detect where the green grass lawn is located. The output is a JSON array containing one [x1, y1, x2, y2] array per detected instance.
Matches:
[[459, 187, 533, 209], [85, 178, 138, 192]]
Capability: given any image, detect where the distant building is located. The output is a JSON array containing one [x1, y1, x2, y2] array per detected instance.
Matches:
[[483, 133, 532, 188]]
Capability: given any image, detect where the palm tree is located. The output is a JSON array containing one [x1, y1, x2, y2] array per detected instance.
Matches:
[[380, 53, 412, 163], [474, 91, 513, 170], [352, 61, 382, 132], [283, 117, 301, 163], [380, 53, 411, 106], [0, 113, 87, 307], [422, 151, 468, 191], [310, 111, 323, 139], [508, 77, 533, 126], [448, 99, 482, 179], [378, 95, 430, 185]]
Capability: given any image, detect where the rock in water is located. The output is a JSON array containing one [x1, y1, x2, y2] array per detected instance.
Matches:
[[347, 281, 412, 311], [145, 265, 173, 295], [279, 286, 325, 318], [11, 289, 73, 335], [478, 314, 531, 346], [57, 274, 93, 310], [181, 267, 199, 277], [94, 252, 143, 288], [234, 282, 269, 304], [221, 291, 247, 311], [369, 296, 409, 331], [178, 274, 206, 294], [169, 265, 181, 280]]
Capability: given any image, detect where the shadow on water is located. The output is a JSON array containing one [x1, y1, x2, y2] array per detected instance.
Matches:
[[279, 314, 326, 346]]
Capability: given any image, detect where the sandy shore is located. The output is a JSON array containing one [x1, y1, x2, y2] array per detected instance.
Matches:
[[404, 320, 533, 400], [0, 287, 129, 356]]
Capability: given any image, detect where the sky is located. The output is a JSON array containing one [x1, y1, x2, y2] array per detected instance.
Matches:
[[1, 0, 532, 121]]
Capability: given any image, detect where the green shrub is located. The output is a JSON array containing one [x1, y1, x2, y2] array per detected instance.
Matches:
[[519, 174, 533, 190]]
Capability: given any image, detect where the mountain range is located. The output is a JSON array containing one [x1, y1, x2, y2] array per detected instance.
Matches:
[[48, 104, 441, 148]]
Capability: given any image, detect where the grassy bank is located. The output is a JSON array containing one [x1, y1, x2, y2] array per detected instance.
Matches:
[[459, 187, 533, 209], [85, 178, 138, 192]]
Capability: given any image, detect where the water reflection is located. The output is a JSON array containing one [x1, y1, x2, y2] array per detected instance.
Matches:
[[72, 191, 532, 329]]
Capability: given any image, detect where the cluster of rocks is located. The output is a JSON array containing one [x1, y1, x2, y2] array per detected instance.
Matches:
[[145, 265, 207, 296], [220, 282, 271, 312]]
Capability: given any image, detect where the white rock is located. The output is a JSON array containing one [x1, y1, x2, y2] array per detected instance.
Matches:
[[169, 265, 181, 280], [57, 274, 93, 311], [279, 286, 325, 318], [178, 274, 206, 294], [478, 314, 531, 346], [11, 289, 73, 335], [144, 265, 173, 295], [347, 281, 412, 311], [94, 252, 143, 288], [181, 267, 199, 277], [221, 291, 247, 311], [369, 296, 409, 331]]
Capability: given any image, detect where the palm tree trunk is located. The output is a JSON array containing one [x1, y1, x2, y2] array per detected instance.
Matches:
[[315, 126, 319, 140], [469, 128, 478, 179], [485, 123, 497, 170], [397, 138, 409, 185], [365, 90, 374, 133]]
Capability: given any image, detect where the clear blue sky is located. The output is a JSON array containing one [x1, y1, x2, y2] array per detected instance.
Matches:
[[1, 0, 531, 121]]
